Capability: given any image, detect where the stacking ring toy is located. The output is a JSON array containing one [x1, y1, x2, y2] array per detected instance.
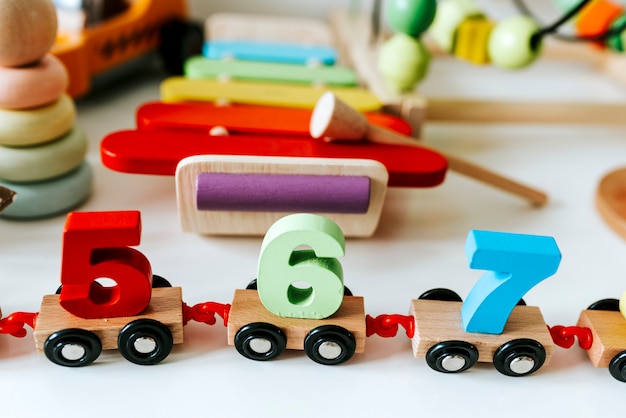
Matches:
[[0, 94, 75, 146], [0, 127, 87, 182], [0, 55, 68, 109]]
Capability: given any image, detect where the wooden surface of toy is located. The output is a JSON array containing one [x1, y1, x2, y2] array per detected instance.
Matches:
[[101, 129, 448, 187], [227, 289, 366, 364], [206, 12, 334, 46], [577, 301, 626, 381], [310, 92, 548, 206], [51, 0, 197, 98], [136, 101, 413, 137], [34, 287, 184, 366], [0, 0, 58, 67], [203, 40, 337, 65], [596, 167, 626, 240], [411, 299, 554, 376], [176, 155, 388, 237]]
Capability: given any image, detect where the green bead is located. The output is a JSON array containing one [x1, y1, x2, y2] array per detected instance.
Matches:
[[378, 33, 430, 92], [551, 0, 582, 13], [488, 16, 541, 70], [385, 0, 437, 37], [428, 0, 483, 52], [607, 14, 626, 52]]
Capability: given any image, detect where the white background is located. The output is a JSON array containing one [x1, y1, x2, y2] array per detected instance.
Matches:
[[3, 1, 626, 417]]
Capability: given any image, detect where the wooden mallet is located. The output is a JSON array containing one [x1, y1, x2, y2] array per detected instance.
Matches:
[[310, 92, 548, 207]]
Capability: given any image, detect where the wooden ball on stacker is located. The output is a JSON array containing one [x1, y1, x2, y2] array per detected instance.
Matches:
[[0, 0, 58, 67]]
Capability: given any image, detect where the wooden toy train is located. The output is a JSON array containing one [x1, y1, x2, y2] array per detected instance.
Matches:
[[1, 210, 624, 383]]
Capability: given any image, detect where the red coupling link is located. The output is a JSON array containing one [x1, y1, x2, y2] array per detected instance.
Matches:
[[183, 302, 230, 327], [548, 325, 593, 350], [0, 312, 38, 338], [366, 314, 415, 338]]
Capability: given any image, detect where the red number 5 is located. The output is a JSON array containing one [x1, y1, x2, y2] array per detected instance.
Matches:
[[59, 211, 153, 319]]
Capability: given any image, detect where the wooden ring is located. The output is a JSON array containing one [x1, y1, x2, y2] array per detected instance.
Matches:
[[0, 127, 87, 182], [0, 55, 69, 109], [0, 162, 93, 220], [0, 94, 76, 146]]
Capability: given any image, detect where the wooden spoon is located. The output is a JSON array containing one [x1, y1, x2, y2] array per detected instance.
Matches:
[[597, 167, 626, 239], [310, 92, 548, 207]]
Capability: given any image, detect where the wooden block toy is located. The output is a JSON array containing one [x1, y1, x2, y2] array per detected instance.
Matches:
[[0, 162, 92, 219], [207, 13, 334, 46], [596, 167, 626, 240], [175, 155, 388, 237], [136, 102, 413, 137], [160, 77, 381, 112], [0, 127, 87, 182], [462, 230, 562, 334], [0, 94, 76, 147], [34, 287, 184, 366], [184, 56, 358, 86], [410, 299, 554, 376], [203, 40, 337, 65], [228, 289, 366, 365], [0, 54, 68, 110], [100, 129, 448, 187], [453, 16, 495, 65]]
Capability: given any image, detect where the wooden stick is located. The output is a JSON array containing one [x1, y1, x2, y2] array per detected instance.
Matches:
[[310, 92, 548, 207]]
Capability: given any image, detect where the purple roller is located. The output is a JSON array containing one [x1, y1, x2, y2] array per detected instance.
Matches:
[[196, 173, 370, 213]]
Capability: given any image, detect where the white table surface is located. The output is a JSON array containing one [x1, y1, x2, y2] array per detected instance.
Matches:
[[3, 34, 626, 418]]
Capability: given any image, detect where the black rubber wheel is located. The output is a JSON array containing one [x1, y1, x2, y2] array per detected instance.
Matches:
[[425, 340, 479, 373], [418, 288, 463, 302], [158, 19, 204, 74], [516, 298, 526, 306], [493, 339, 546, 377], [587, 298, 620, 311], [304, 325, 356, 365], [234, 323, 286, 361], [151, 275, 172, 288], [44, 329, 102, 367], [609, 350, 626, 382], [117, 319, 173, 365], [247, 278, 352, 296]]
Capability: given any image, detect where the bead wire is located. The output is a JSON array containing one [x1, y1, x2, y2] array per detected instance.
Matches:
[[513, 0, 626, 43]]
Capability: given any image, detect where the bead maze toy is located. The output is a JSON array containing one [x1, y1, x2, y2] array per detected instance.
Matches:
[[0, 0, 91, 220], [332, 0, 626, 128]]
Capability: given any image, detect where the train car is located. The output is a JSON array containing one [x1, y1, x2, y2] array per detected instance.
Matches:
[[577, 297, 626, 382]]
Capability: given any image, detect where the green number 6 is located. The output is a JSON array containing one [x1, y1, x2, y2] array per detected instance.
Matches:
[[257, 214, 346, 319]]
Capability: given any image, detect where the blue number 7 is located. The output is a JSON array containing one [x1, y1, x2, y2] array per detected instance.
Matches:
[[461, 230, 562, 334]]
